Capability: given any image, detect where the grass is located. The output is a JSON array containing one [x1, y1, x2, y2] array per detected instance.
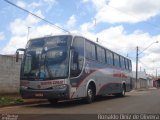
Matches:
[[0, 96, 24, 107]]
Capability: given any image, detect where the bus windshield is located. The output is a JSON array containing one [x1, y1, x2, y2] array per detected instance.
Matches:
[[21, 35, 71, 80]]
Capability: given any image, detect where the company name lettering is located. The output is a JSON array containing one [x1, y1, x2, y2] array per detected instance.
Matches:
[[41, 80, 64, 85]]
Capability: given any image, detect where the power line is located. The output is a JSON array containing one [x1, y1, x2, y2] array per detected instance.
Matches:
[[139, 60, 160, 70], [3, 0, 70, 34], [138, 60, 151, 69]]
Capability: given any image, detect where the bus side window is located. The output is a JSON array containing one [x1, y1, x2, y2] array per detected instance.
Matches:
[[70, 37, 84, 77], [86, 41, 96, 60], [97, 46, 101, 62], [97, 46, 105, 63], [91, 44, 96, 60], [101, 48, 105, 63], [86, 41, 91, 59], [125, 58, 129, 70], [106, 50, 114, 65], [120, 56, 125, 69], [128, 60, 132, 70], [114, 54, 120, 68]]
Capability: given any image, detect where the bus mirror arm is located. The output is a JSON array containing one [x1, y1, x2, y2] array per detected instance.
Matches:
[[16, 48, 25, 62]]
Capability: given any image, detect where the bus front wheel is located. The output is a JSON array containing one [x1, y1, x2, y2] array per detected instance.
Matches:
[[84, 84, 95, 104]]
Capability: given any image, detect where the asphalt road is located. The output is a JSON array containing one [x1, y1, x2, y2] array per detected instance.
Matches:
[[0, 88, 160, 120]]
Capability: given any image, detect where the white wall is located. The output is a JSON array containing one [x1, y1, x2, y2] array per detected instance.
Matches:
[[0, 55, 21, 94]]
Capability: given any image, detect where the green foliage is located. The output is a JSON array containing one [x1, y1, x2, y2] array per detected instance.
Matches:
[[0, 96, 24, 106]]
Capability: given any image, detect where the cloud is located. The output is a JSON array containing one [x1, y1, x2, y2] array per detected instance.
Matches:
[[16, 1, 26, 8], [82, 0, 90, 3], [1, 23, 63, 54], [10, 13, 41, 36], [29, 24, 63, 39], [16, 1, 43, 12], [1, 23, 63, 55], [2, 0, 160, 75], [0, 32, 5, 41], [1, 0, 59, 55], [42, 0, 57, 12], [16, 0, 57, 13], [28, 1, 42, 10], [66, 15, 77, 29], [43, 0, 56, 3], [1, 13, 41, 54], [1, 10, 63, 55], [1, 36, 28, 54], [80, 21, 95, 32], [86, 0, 160, 24]]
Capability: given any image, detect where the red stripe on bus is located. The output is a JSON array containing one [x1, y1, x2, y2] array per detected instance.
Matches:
[[71, 92, 75, 99], [113, 73, 128, 78]]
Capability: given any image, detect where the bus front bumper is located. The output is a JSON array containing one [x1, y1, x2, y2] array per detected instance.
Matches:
[[20, 86, 69, 100]]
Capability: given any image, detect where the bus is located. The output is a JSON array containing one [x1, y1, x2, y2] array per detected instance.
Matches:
[[16, 34, 132, 104]]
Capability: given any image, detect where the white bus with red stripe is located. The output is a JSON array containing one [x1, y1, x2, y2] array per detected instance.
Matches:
[[16, 34, 132, 104]]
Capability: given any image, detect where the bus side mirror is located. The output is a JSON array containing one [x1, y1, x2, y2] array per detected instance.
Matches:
[[16, 51, 19, 62], [16, 48, 25, 62]]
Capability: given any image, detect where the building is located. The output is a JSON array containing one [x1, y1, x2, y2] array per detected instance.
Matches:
[[132, 71, 154, 89], [153, 78, 160, 88]]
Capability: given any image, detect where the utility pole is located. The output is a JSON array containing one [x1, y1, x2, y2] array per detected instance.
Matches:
[[156, 69, 157, 79], [135, 41, 158, 89], [135, 46, 139, 89]]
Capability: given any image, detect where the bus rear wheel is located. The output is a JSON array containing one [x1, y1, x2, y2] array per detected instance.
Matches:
[[114, 85, 126, 97]]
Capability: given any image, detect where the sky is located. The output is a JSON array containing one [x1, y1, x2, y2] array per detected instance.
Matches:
[[0, 0, 160, 75]]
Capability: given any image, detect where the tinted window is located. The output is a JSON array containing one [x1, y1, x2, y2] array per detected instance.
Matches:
[[125, 58, 129, 69], [128, 60, 132, 70], [97, 46, 105, 63], [29, 39, 45, 47], [120, 56, 125, 69], [114, 54, 120, 67], [106, 50, 113, 65], [86, 41, 96, 60]]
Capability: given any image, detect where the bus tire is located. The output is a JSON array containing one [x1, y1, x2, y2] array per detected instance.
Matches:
[[84, 84, 95, 104], [114, 84, 126, 97], [48, 99, 58, 105]]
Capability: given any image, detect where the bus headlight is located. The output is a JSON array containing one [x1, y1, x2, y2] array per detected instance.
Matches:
[[52, 85, 67, 89]]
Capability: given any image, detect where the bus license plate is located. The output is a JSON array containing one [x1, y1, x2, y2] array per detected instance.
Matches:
[[35, 93, 43, 97]]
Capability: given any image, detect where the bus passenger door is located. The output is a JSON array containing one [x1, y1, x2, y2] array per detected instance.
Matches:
[[70, 37, 85, 98]]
